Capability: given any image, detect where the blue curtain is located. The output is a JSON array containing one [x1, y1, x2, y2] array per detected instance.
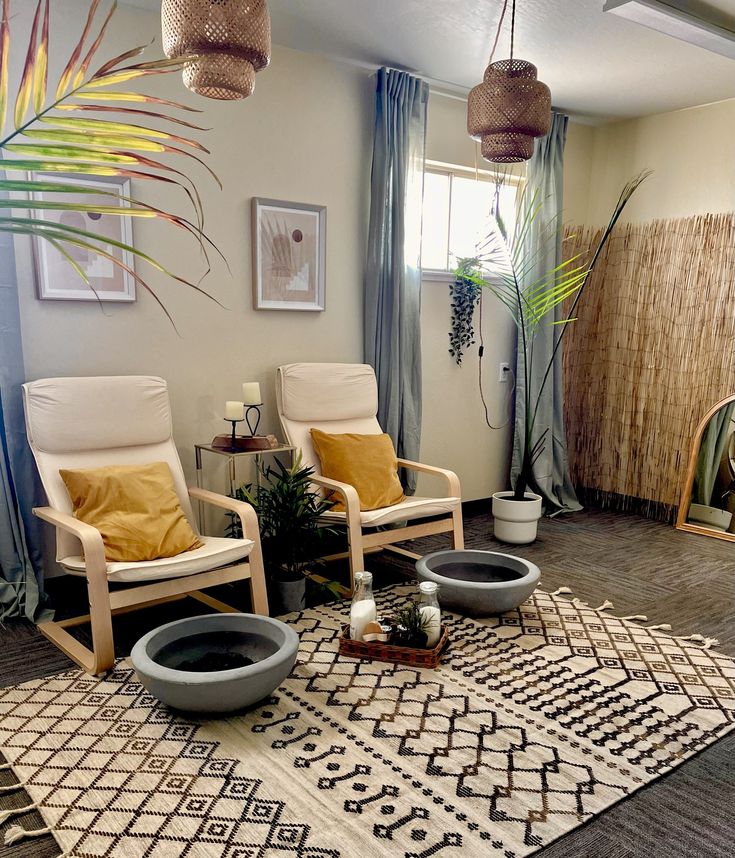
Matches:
[[364, 68, 429, 493], [0, 183, 50, 621], [511, 112, 582, 513]]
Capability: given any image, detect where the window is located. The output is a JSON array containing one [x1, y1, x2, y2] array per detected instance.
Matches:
[[421, 162, 519, 276]]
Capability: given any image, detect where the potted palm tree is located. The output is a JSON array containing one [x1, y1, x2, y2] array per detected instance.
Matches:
[[230, 454, 339, 613], [467, 173, 648, 543]]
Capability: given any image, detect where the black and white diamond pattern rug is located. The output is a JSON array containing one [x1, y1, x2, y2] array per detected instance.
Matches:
[[0, 587, 733, 857]]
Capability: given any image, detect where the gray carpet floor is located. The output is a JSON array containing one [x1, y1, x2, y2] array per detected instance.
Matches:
[[1, 506, 733, 857]]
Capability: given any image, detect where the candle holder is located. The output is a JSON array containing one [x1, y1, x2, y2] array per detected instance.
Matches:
[[226, 417, 244, 451], [245, 403, 263, 437]]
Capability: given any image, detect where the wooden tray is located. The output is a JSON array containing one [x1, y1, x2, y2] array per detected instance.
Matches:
[[338, 624, 449, 668]]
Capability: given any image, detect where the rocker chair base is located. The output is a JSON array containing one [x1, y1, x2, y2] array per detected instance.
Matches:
[[39, 561, 257, 676]]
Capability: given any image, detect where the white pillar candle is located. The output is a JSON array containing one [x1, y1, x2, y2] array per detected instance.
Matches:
[[224, 400, 244, 420], [242, 382, 262, 406]]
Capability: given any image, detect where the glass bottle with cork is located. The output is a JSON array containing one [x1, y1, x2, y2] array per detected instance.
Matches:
[[350, 571, 377, 641]]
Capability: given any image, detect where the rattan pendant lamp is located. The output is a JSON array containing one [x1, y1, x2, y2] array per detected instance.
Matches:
[[162, 0, 271, 100], [467, 0, 551, 163]]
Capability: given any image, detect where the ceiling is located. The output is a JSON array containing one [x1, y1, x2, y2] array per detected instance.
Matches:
[[124, 0, 735, 121]]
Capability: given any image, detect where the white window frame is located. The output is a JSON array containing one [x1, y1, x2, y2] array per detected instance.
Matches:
[[421, 159, 524, 282]]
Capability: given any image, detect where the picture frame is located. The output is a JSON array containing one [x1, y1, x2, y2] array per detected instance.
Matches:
[[30, 173, 136, 302], [252, 197, 326, 311]]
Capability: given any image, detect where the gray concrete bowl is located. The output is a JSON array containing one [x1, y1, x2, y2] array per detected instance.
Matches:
[[131, 613, 299, 713], [416, 550, 540, 616]]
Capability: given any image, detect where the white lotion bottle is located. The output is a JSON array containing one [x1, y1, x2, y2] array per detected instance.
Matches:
[[350, 571, 377, 641], [418, 581, 441, 647]]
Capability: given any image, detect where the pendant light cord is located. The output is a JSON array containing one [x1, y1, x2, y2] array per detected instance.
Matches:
[[510, 0, 516, 63], [488, 0, 509, 64]]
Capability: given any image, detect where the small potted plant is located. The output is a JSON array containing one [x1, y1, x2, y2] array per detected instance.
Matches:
[[393, 601, 432, 649], [230, 454, 338, 612]]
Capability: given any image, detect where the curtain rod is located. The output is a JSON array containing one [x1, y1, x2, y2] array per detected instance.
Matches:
[[326, 53, 470, 101]]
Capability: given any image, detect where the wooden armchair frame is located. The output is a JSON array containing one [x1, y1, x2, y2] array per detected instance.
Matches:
[[34, 487, 268, 676], [314, 458, 464, 592]]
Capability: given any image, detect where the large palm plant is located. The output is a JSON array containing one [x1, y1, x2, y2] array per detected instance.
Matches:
[[469, 172, 649, 501], [0, 0, 219, 323]]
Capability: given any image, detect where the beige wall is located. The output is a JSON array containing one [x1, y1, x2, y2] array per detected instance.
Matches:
[[14, 2, 372, 500], [585, 98, 735, 226]]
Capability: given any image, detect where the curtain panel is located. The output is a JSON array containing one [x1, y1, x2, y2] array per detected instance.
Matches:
[[511, 111, 581, 513], [0, 209, 50, 620], [364, 67, 429, 493]]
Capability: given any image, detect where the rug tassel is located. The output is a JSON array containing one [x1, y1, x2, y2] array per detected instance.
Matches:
[[646, 623, 672, 631], [0, 802, 38, 825], [4, 822, 53, 846], [0, 764, 11, 772], [668, 633, 720, 650], [550, 587, 573, 596], [571, 598, 589, 609], [620, 614, 648, 622], [0, 777, 27, 793], [593, 599, 614, 612]]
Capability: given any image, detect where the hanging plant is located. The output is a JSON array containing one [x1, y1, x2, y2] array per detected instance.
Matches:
[[448, 257, 481, 365]]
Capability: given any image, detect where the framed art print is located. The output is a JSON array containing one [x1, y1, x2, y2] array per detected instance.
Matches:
[[252, 197, 326, 311], [30, 173, 136, 302]]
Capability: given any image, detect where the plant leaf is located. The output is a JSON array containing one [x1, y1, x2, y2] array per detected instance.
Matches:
[[33, 0, 50, 114], [34, 121, 209, 152], [56, 0, 101, 99], [14, 0, 43, 129], [69, 91, 202, 112], [0, 198, 160, 217], [46, 236, 90, 284], [0, 216, 222, 308], [72, 1, 117, 89], [56, 102, 209, 131], [83, 57, 191, 89], [91, 43, 149, 79]]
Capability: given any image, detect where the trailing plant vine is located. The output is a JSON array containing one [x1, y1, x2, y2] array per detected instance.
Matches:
[[448, 257, 481, 365]]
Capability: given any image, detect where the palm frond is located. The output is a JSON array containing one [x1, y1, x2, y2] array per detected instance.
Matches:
[[0, 0, 223, 324]]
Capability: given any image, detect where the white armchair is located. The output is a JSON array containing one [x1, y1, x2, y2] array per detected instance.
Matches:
[[23, 375, 268, 675], [275, 363, 463, 591]]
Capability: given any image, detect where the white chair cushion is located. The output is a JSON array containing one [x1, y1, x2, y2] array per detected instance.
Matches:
[[60, 536, 254, 583], [23, 376, 172, 453], [277, 364, 378, 422], [321, 496, 461, 528]]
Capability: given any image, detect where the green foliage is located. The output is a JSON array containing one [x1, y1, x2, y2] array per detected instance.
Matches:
[[448, 257, 482, 365], [393, 600, 430, 648], [0, 0, 219, 323], [227, 453, 337, 582], [468, 173, 649, 499]]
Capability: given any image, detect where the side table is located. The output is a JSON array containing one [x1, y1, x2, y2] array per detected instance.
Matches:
[[194, 443, 296, 531]]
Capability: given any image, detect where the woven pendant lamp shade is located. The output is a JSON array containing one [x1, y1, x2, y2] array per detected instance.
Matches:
[[468, 59, 551, 163], [162, 0, 271, 101]]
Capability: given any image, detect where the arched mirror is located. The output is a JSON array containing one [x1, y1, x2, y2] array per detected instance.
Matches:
[[676, 394, 735, 542]]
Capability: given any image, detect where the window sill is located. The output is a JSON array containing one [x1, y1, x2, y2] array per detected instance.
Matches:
[[422, 270, 454, 283]]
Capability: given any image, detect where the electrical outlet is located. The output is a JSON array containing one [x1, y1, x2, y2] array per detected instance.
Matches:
[[498, 362, 511, 383]]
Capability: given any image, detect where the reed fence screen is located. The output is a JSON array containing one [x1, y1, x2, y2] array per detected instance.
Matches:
[[562, 214, 735, 520]]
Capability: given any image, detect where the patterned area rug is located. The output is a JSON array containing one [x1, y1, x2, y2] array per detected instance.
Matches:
[[0, 587, 733, 858]]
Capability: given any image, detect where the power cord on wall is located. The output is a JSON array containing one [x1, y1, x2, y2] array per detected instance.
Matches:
[[477, 290, 515, 430]]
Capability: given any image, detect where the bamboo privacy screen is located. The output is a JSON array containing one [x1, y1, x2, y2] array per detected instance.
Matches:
[[562, 214, 735, 520]]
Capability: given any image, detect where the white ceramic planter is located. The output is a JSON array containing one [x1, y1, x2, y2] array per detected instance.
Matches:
[[492, 491, 543, 544]]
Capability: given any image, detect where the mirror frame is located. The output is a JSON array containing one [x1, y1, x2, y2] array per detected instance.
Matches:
[[676, 393, 735, 542]]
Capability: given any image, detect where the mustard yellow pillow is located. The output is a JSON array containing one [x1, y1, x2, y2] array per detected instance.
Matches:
[[310, 429, 405, 512], [59, 462, 202, 563]]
